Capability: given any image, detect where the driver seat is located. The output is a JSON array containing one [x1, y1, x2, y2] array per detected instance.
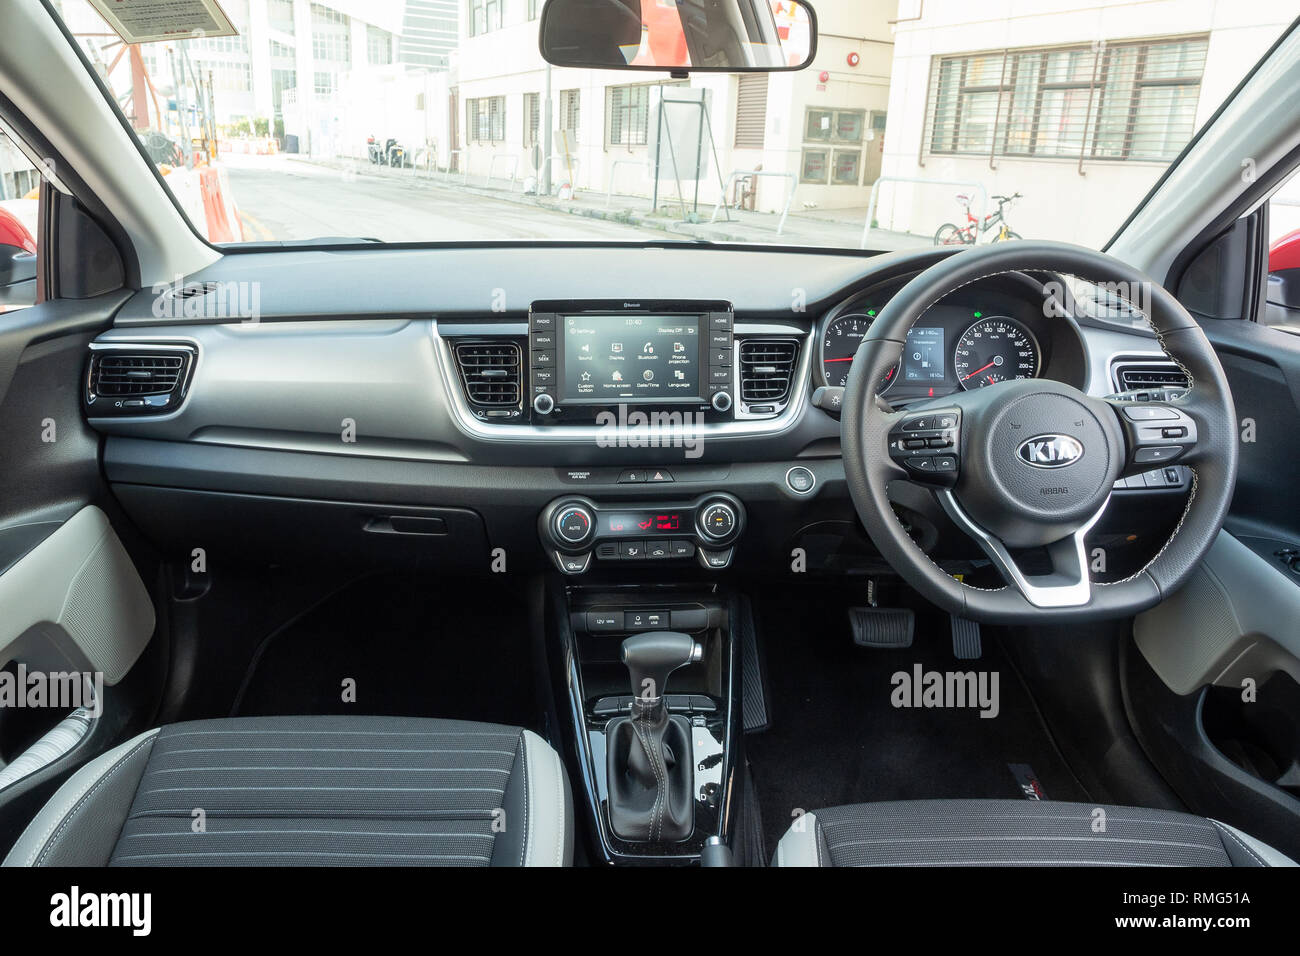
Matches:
[[772, 799, 1296, 867]]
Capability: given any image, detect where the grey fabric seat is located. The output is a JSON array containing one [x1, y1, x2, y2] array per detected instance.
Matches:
[[4, 715, 572, 867], [773, 799, 1297, 867]]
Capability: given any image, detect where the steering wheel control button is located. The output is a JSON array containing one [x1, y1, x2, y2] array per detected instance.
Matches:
[[555, 505, 594, 545], [1122, 404, 1179, 421], [888, 407, 962, 486], [1133, 445, 1183, 464], [785, 466, 816, 495], [700, 503, 737, 539], [698, 547, 734, 570]]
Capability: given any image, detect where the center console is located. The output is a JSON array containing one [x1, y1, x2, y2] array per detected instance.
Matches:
[[548, 584, 740, 864], [538, 492, 746, 574]]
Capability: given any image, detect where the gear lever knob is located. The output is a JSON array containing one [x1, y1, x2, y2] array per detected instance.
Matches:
[[621, 631, 702, 706]]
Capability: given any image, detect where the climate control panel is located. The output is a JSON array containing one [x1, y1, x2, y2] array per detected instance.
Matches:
[[538, 492, 746, 574]]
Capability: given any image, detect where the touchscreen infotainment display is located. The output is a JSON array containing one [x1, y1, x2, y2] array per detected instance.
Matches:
[[561, 315, 702, 403]]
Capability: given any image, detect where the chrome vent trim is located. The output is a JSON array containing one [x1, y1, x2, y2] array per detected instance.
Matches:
[[738, 337, 799, 406], [453, 341, 522, 407], [1112, 361, 1189, 396], [86, 343, 197, 414]]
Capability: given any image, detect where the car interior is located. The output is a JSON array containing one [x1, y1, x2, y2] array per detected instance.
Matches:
[[1, 0, 1300, 873]]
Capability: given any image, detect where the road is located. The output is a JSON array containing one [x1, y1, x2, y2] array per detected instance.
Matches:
[[224, 155, 665, 243]]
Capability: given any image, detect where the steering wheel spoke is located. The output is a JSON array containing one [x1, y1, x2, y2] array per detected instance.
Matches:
[[1106, 398, 1199, 475], [886, 406, 962, 487], [937, 489, 1109, 608]]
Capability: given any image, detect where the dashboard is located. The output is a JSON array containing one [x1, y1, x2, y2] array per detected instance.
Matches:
[[77, 242, 1185, 578]]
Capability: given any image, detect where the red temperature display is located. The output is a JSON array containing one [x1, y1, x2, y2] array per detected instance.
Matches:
[[602, 512, 682, 536]]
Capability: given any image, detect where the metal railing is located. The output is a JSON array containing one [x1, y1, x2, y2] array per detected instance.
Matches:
[[485, 153, 520, 190], [606, 159, 653, 208], [861, 177, 988, 249], [709, 170, 796, 235]]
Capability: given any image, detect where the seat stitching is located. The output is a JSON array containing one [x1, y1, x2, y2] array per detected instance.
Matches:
[[1209, 821, 1266, 867], [518, 730, 529, 867], [34, 735, 155, 866]]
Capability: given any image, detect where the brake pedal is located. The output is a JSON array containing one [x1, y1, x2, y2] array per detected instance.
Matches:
[[951, 616, 982, 660], [849, 607, 914, 649]]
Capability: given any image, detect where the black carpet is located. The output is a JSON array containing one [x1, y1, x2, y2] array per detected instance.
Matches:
[[231, 574, 538, 730], [745, 583, 1089, 860]]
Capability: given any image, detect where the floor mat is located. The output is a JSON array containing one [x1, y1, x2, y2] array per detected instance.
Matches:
[[745, 582, 1089, 860], [231, 574, 537, 729]]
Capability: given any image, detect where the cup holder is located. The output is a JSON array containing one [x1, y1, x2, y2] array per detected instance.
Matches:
[[1201, 671, 1300, 796]]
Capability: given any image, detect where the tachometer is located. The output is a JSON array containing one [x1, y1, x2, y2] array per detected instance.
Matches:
[[822, 313, 899, 390], [953, 317, 1039, 389]]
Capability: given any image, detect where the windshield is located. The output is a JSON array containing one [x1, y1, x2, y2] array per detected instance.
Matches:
[[47, 1, 1300, 251]]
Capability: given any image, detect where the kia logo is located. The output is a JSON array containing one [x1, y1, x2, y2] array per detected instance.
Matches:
[[1017, 434, 1083, 468]]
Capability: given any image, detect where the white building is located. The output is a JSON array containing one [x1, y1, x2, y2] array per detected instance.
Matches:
[[453, 0, 896, 213], [878, 0, 1299, 247]]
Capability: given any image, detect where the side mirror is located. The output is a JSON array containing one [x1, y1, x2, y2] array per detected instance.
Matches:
[[539, 0, 817, 74], [0, 244, 37, 308]]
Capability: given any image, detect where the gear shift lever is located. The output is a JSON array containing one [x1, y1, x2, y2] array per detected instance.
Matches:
[[622, 631, 703, 710], [606, 631, 701, 843]]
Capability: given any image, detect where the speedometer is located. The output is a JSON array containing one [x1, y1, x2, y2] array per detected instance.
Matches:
[[953, 317, 1039, 390], [822, 313, 899, 390]]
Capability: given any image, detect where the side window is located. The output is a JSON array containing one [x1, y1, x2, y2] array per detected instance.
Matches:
[[0, 127, 40, 312], [1266, 168, 1300, 333]]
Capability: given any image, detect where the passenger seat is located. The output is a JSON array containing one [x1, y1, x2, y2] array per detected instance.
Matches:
[[3, 715, 572, 866]]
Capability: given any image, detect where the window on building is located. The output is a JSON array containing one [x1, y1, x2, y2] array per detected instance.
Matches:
[[367, 27, 393, 65], [524, 92, 540, 147], [271, 69, 296, 116], [528, 0, 539, 19], [467, 96, 506, 143], [269, 40, 295, 62], [560, 89, 580, 144], [486, 0, 502, 31], [734, 73, 768, 149], [925, 35, 1209, 162], [468, 0, 485, 36], [800, 107, 864, 184], [311, 3, 351, 64], [314, 71, 335, 96], [268, 0, 296, 33]]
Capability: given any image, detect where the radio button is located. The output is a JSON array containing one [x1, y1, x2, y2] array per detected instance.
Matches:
[[531, 350, 555, 366], [709, 331, 732, 349], [530, 314, 556, 331], [530, 332, 555, 349], [709, 367, 732, 383]]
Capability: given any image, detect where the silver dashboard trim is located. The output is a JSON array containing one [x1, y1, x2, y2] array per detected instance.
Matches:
[[430, 319, 815, 444]]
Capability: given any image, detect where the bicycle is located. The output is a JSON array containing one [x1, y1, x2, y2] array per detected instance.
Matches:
[[934, 192, 1023, 245]]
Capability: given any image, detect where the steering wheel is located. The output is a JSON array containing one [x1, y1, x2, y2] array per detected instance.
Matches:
[[841, 241, 1238, 624]]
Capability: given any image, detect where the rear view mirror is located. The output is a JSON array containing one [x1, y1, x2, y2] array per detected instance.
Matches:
[[539, 0, 817, 74]]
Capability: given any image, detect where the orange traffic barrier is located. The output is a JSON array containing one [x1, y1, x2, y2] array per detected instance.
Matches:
[[198, 166, 245, 243]]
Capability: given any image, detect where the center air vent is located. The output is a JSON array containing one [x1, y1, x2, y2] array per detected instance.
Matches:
[[739, 338, 799, 406], [1113, 362, 1189, 396], [86, 345, 196, 414], [454, 342, 522, 411]]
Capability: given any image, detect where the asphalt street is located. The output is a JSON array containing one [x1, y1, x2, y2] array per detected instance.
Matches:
[[225, 155, 666, 243]]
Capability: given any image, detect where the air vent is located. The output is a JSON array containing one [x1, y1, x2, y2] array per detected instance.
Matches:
[[739, 338, 799, 405], [454, 342, 522, 408], [167, 281, 222, 300], [86, 345, 196, 414], [1114, 363, 1189, 395]]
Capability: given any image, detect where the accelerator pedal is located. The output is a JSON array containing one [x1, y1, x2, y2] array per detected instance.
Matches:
[[951, 615, 982, 660]]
